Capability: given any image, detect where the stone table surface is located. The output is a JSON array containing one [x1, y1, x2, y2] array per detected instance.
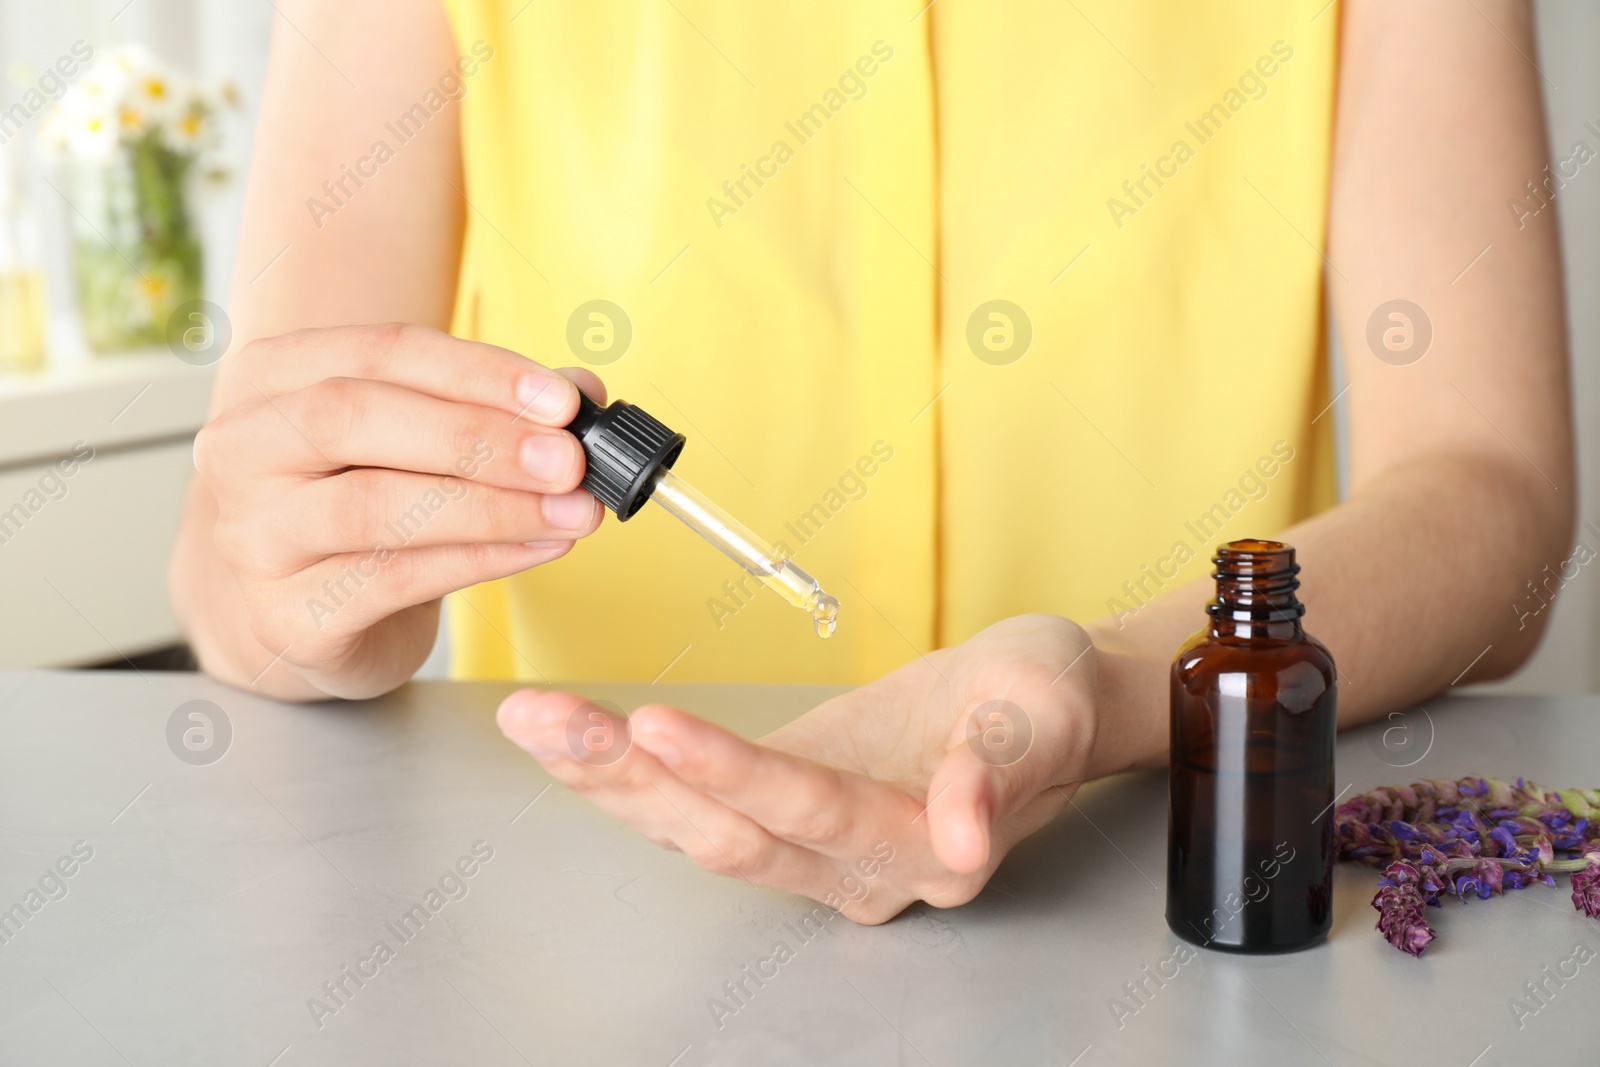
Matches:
[[0, 670, 1593, 1066]]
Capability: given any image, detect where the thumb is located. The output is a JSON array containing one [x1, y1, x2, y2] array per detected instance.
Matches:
[[925, 697, 1081, 874]]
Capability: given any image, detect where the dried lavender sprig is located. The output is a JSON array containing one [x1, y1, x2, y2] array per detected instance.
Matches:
[[1339, 776, 1600, 955]]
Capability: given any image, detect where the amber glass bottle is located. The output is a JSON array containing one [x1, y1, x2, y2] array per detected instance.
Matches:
[[1167, 539, 1336, 953]]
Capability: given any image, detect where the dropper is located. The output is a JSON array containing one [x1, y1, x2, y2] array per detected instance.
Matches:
[[565, 393, 840, 638]]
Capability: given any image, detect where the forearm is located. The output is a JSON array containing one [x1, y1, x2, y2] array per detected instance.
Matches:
[[170, 0, 466, 700], [1085, 448, 1572, 777], [1083, 0, 1574, 779]]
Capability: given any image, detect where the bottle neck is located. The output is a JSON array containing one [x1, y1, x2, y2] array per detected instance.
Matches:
[[1207, 540, 1304, 640]]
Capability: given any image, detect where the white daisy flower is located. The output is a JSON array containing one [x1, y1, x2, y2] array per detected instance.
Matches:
[[65, 108, 120, 163], [118, 101, 154, 138], [130, 69, 178, 124], [65, 65, 129, 120], [160, 102, 208, 154]]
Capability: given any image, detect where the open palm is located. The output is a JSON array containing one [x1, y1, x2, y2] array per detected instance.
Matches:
[[498, 614, 1101, 922]]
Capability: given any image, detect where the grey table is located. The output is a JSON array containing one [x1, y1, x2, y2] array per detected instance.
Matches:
[[0, 671, 1594, 1066]]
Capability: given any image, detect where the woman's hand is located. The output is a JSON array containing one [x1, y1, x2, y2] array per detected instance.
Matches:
[[182, 323, 604, 700], [496, 614, 1100, 922]]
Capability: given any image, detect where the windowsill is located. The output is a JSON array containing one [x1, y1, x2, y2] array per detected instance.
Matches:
[[0, 349, 215, 470]]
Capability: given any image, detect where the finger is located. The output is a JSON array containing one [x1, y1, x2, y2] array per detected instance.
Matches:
[[628, 708, 942, 919], [504, 696, 955, 921], [246, 540, 575, 648], [230, 323, 583, 427], [555, 367, 607, 405], [628, 704, 924, 856], [917, 617, 1099, 874], [924, 696, 1091, 875], [216, 378, 587, 493], [497, 689, 746, 850], [497, 691, 845, 892], [261, 469, 600, 563]]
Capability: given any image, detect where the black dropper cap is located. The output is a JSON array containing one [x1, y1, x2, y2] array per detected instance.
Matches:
[[567, 393, 686, 521]]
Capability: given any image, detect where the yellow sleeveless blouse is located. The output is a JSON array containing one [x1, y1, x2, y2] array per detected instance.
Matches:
[[442, 0, 1340, 684]]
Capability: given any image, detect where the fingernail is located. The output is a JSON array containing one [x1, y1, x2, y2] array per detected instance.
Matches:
[[542, 490, 596, 531], [523, 539, 573, 550], [526, 742, 560, 761], [521, 433, 576, 483], [517, 373, 573, 422]]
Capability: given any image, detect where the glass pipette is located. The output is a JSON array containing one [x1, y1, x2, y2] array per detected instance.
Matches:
[[565, 393, 840, 638], [648, 467, 839, 638]]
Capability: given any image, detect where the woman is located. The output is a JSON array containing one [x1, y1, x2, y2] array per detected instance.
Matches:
[[172, 0, 1573, 920]]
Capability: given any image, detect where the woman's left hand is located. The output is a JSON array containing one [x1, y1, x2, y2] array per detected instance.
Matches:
[[496, 614, 1102, 923]]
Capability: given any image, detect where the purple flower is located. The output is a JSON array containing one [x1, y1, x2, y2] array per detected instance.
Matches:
[[1454, 859, 1506, 901], [1373, 879, 1436, 957], [1378, 859, 1422, 889], [1574, 860, 1600, 919]]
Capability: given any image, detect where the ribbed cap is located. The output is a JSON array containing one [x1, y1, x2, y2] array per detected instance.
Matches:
[[567, 394, 686, 520]]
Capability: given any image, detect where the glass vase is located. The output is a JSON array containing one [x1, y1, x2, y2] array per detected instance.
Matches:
[[67, 135, 202, 354]]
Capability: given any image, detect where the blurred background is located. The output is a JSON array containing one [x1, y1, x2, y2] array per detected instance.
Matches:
[[0, 0, 1595, 691]]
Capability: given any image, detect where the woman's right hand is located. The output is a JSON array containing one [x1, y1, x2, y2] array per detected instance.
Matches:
[[176, 323, 604, 700]]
